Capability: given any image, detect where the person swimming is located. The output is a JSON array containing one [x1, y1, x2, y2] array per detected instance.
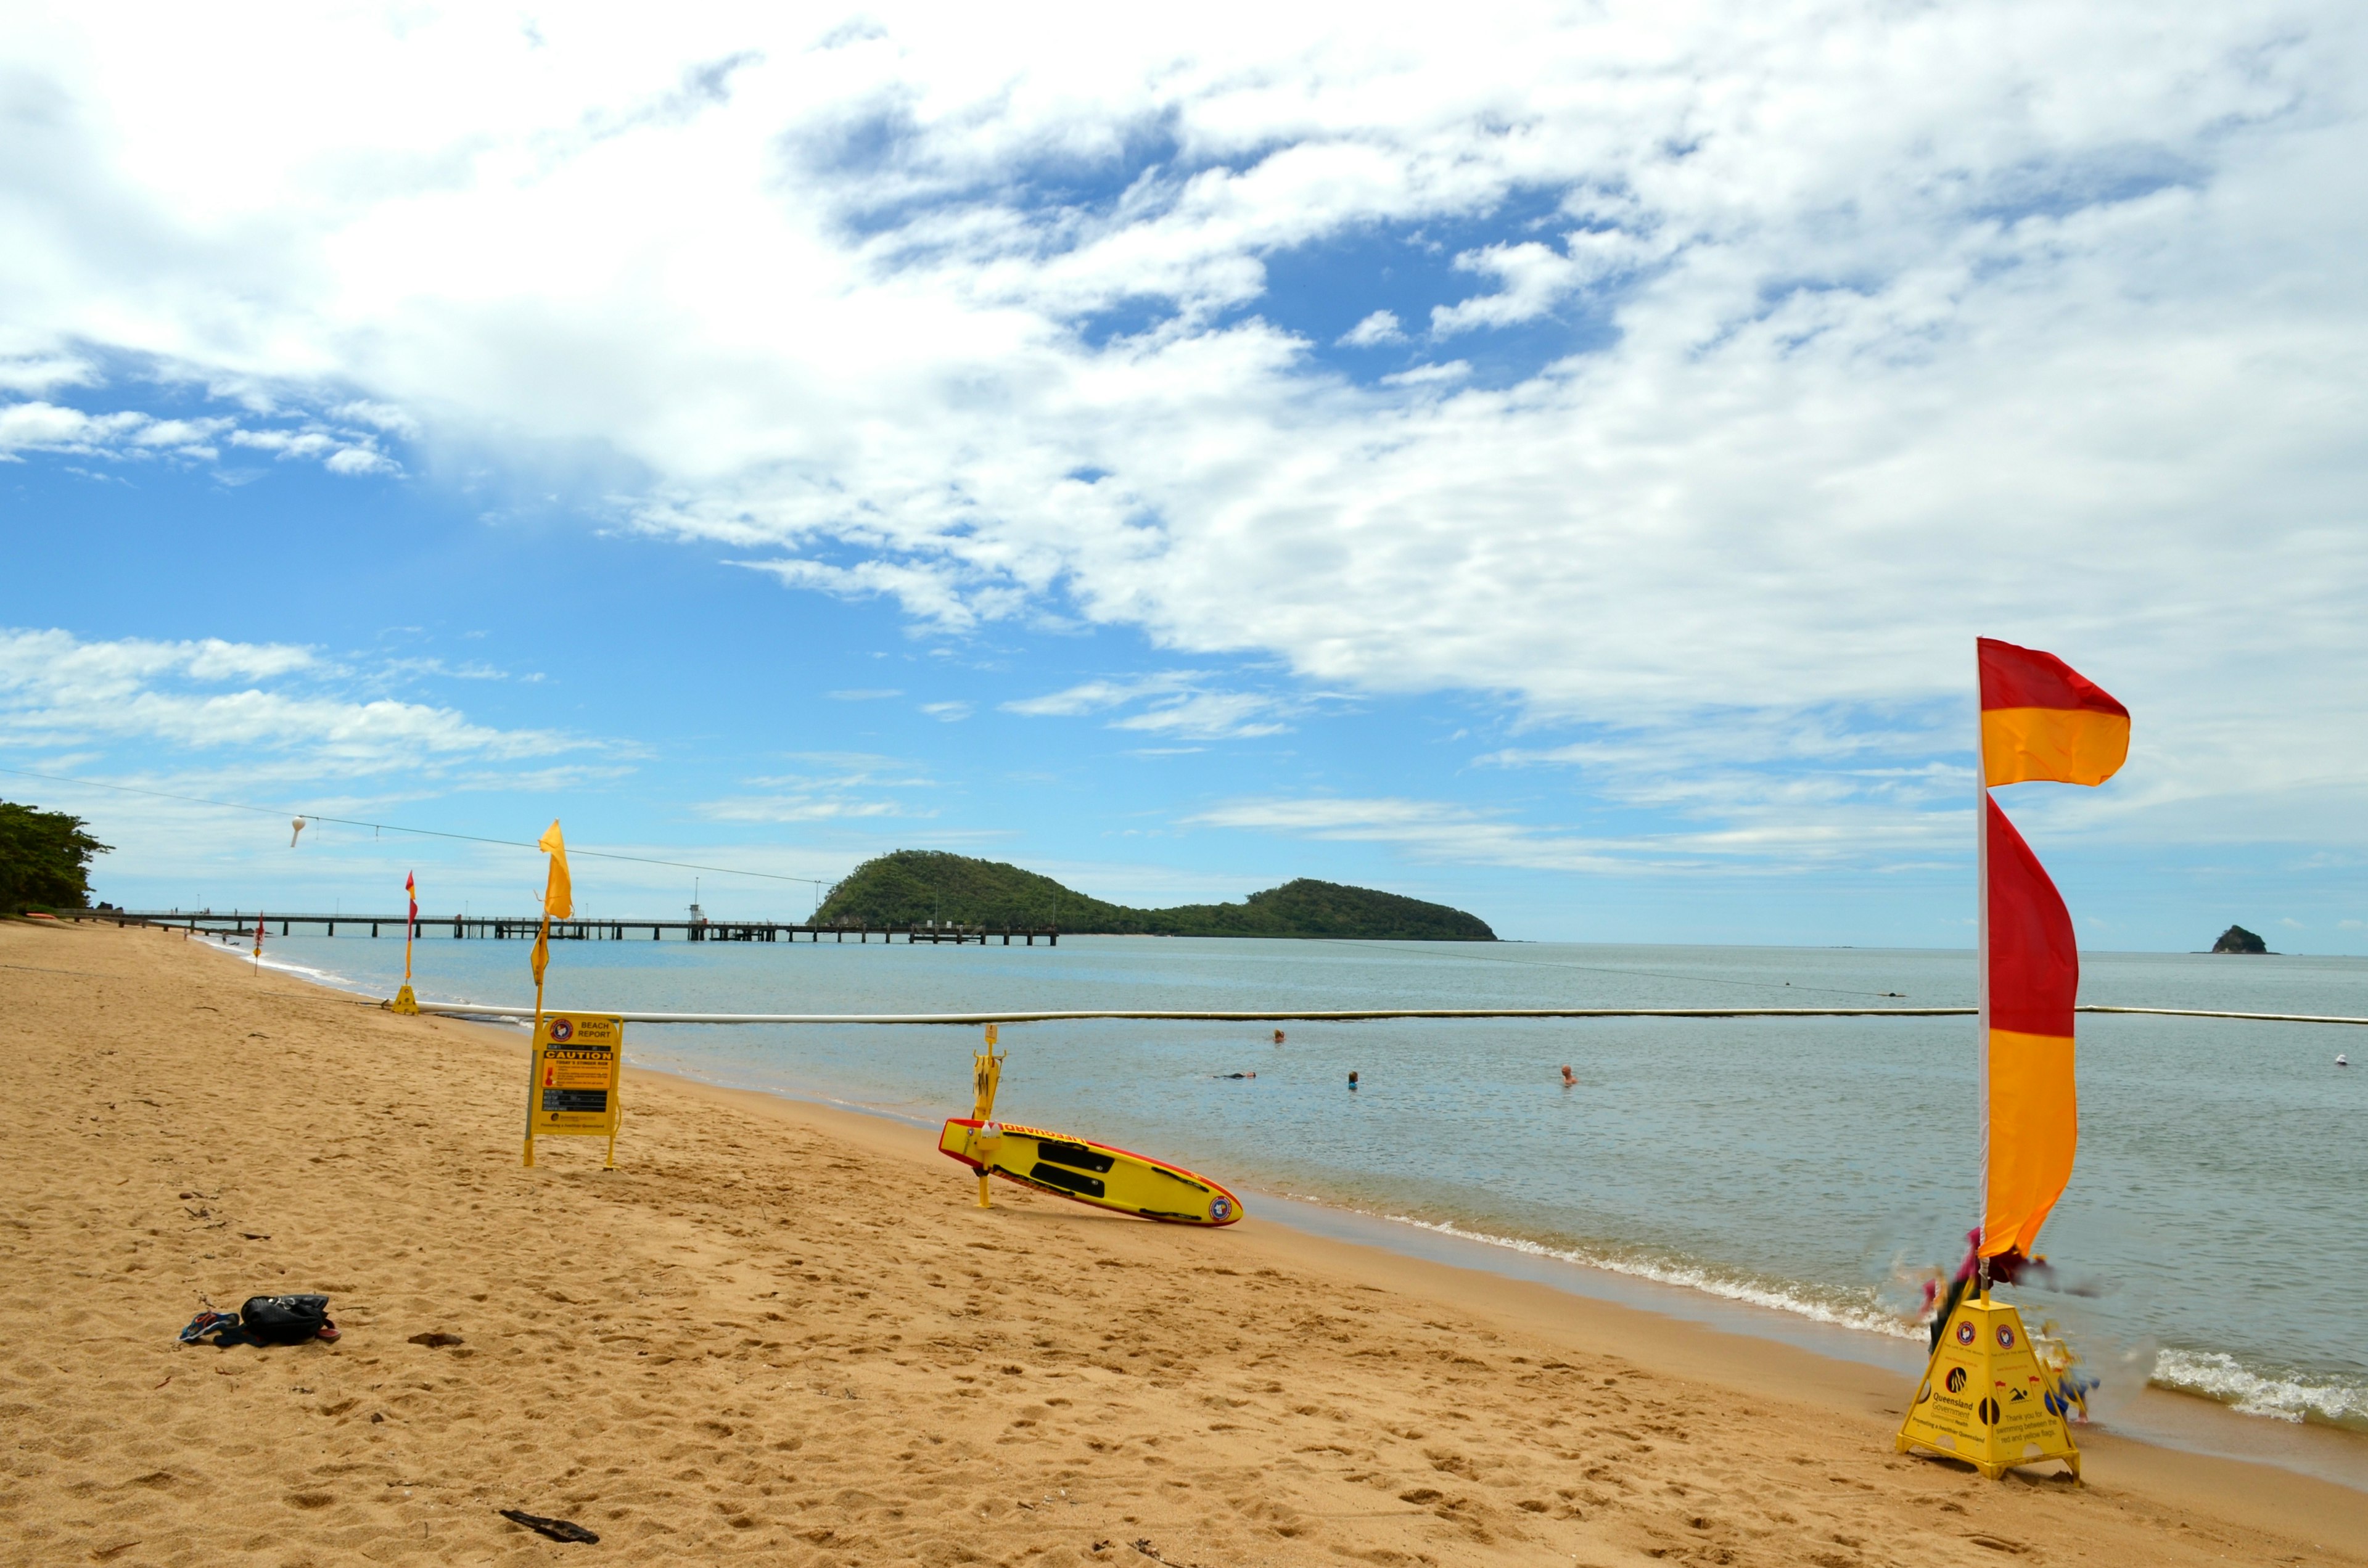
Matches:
[[1560, 1065, 1576, 1086], [1273, 1028, 1286, 1046], [1215, 1071, 1258, 1080], [1347, 1070, 1359, 1090]]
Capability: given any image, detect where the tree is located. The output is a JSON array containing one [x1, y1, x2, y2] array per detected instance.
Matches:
[[0, 800, 110, 913]]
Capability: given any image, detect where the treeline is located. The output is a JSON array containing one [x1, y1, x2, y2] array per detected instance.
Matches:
[[1, 800, 109, 914]]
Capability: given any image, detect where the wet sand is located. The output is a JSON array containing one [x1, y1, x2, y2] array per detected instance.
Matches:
[[4, 917, 2363, 1566]]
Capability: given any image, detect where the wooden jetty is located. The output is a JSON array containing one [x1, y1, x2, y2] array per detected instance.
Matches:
[[100, 911, 1058, 946]]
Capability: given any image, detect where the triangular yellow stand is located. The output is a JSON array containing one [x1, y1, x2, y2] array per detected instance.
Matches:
[[1897, 1294, 2079, 1480], [388, 984, 420, 1016]]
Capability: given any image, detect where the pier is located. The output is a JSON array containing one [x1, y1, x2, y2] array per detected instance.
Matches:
[[101, 911, 1058, 946]]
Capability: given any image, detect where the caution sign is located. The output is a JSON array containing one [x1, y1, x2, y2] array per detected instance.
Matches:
[[1897, 1295, 2079, 1480], [528, 1012, 625, 1157]]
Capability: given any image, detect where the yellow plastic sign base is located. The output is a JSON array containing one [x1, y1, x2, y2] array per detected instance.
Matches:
[[388, 984, 420, 1016], [1897, 1295, 2080, 1480]]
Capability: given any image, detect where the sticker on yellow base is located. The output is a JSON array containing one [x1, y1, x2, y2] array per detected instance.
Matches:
[[1897, 1295, 2080, 1480], [531, 1012, 624, 1138]]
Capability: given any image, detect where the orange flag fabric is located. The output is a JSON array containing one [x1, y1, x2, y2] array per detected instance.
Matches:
[[1979, 638, 2129, 787], [1981, 794, 2080, 1258], [538, 820, 572, 920]]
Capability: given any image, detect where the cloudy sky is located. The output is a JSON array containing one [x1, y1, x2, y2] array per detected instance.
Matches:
[[4, 2, 2366, 946]]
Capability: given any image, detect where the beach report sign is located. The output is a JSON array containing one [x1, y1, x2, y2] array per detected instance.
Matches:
[[527, 1012, 624, 1165]]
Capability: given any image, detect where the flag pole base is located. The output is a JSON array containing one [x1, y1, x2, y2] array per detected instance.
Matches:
[[387, 984, 420, 1016], [1897, 1294, 2081, 1482]]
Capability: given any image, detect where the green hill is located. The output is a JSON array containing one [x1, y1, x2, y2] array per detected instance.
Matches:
[[812, 850, 1495, 940]]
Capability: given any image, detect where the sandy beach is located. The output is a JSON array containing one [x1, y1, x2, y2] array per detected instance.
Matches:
[[4, 917, 2363, 1567]]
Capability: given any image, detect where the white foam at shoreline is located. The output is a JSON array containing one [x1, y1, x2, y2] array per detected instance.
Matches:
[[2152, 1349, 2368, 1427], [1291, 1198, 1924, 1340], [1278, 1201, 2368, 1437]]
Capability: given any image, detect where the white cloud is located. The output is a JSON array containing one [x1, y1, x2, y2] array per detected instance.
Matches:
[[695, 795, 917, 822], [1378, 360, 1470, 388], [1109, 691, 1288, 739], [6, 4, 2367, 852], [1338, 310, 1405, 347], [1005, 671, 1300, 738], [1189, 792, 1961, 874], [0, 627, 578, 769], [0, 398, 397, 473], [0, 355, 97, 393], [0, 401, 228, 460], [1004, 673, 1193, 718], [1429, 229, 1662, 337], [919, 700, 972, 721]]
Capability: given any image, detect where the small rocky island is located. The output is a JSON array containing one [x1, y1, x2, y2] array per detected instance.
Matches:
[[2211, 924, 2269, 954]]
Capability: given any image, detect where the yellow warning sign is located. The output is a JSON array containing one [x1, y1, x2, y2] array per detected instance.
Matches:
[[1897, 1294, 2079, 1480], [527, 1012, 625, 1164]]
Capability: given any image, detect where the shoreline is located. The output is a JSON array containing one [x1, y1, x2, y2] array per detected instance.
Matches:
[[200, 923, 2368, 1488], [12, 916, 2366, 1562]]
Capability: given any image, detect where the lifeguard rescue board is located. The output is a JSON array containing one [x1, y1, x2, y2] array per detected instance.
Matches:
[[939, 1118, 1243, 1226]]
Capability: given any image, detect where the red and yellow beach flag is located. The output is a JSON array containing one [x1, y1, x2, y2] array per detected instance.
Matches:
[[1980, 796, 2081, 1258], [1980, 637, 2129, 788], [1904, 639, 2125, 1480], [1976, 641, 2126, 1262], [392, 871, 421, 1014]]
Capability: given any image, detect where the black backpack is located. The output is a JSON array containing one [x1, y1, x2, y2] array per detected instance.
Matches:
[[239, 1294, 333, 1344]]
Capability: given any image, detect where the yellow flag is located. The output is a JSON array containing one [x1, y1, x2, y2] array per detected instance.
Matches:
[[530, 921, 550, 988], [538, 819, 572, 919]]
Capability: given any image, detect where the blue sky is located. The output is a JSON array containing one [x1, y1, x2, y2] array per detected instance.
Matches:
[[4, 4, 2367, 949]]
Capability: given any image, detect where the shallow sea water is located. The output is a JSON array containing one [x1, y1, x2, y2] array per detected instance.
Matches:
[[241, 930, 2368, 1440]]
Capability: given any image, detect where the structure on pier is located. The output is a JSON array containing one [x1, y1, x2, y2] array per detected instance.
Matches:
[[104, 911, 1058, 946]]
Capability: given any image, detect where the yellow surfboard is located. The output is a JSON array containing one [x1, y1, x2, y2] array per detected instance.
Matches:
[[939, 1117, 1243, 1226]]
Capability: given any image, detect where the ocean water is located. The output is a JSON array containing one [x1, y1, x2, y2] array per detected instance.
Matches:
[[236, 930, 2368, 1442]]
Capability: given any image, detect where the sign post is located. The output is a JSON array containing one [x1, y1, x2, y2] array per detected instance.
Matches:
[[527, 1012, 626, 1169], [523, 821, 572, 1168]]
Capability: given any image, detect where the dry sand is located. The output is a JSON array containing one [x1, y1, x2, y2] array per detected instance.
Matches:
[[4, 916, 2364, 1567]]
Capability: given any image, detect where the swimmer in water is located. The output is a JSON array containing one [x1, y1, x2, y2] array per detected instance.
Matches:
[[1215, 1071, 1258, 1079], [1347, 1070, 1359, 1090], [2340, 1054, 2351, 1068], [1560, 1065, 1576, 1086], [1273, 1028, 1286, 1046]]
